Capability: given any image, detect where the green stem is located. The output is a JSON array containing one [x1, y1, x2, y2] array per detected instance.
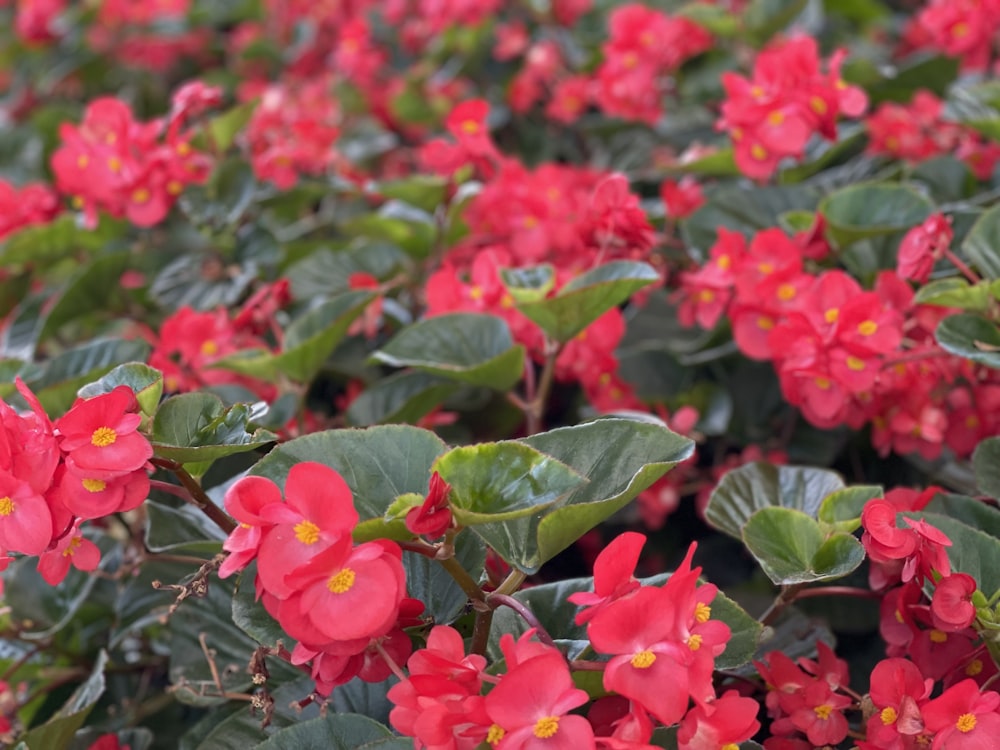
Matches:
[[437, 556, 486, 604], [494, 569, 528, 597], [760, 583, 806, 627], [525, 340, 561, 435]]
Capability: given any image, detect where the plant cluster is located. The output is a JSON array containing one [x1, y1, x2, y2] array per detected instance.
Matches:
[[4, 0, 1000, 749]]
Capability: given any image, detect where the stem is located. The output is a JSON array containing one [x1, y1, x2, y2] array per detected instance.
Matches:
[[398, 540, 441, 559], [525, 340, 561, 435], [494, 569, 528, 597], [149, 479, 192, 502], [944, 248, 981, 285], [437, 556, 486, 604], [470, 608, 494, 657], [760, 583, 806, 627], [150, 458, 236, 534], [487, 594, 556, 648], [374, 640, 407, 682], [568, 660, 606, 672]]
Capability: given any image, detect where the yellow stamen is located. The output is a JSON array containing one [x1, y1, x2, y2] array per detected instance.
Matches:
[[91, 426, 118, 447], [631, 650, 656, 669], [326, 568, 356, 594], [533, 716, 559, 739], [294, 520, 321, 545]]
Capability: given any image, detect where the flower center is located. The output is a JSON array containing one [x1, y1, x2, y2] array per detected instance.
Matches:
[[858, 320, 878, 336], [880, 707, 898, 725], [956, 713, 977, 733], [91, 426, 118, 447], [687, 634, 703, 651], [694, 602, 711, 623], [533, 716, 559, 739], [824, 307, 839, 323], [63, 537, 83, 558], [0, 497, 13, 516], [82, 478, 107, 493], [846, 356, 866, 372], [486, 724, 505, 745], [326, 568, 356, 594], [201, 340, 219, 356], [294, 520, 321, 545], [966, 659, 984, 676], [814, 704, 833, 720], [631, 650, 656, 669], [929, 629, 948, 643]]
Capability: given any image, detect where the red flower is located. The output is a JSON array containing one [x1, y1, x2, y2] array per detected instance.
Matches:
[[37, 520, 101, 585], [568, 531, 644, 624], [405, 471, 454, 539], [922, 680, 1000, 749], [866, 658, 931, 749], [931, 573, 979, 632], [55, 386, 152, 477], [677, 691, 761, 750], [0, 473, 52, 555], [897, 214, 953, 284]]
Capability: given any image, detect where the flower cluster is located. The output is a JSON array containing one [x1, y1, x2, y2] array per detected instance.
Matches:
[[718, 35, 868, 179], [676, 225, 1000, 459], [0, 381, 152, 585], [218, 461, 416, 695], [594, 4, 712, 124], [51, 92, 214, 228], [905, 0, 1000, 72], [0, 179, 59, 241], [866, 90, 1000, 178]]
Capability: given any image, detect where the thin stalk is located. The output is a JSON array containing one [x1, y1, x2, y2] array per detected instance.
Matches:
[[487, 594, 556, 648], [150, 458, 236, 534], [437, 556, 486, 604]]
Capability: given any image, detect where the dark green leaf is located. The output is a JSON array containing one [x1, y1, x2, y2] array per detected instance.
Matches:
[[18, 337, 151, 416], [39, 251, 132, 340], [935, 313, 1000, 368], [705, 462, 845, 539], [256, 714, 406, 750], [910, 156, 976, 203], [820, 182, 932, 247], [403, 531, 486, 625], [973, 438, 1000, 500], [902, 512, 1000, 594], [145, 501, 226, 557], [18, 651, 107, 750], [514, 261, 659, 343], [962, 203, 1000, 279], [214, 290, 375, 383], [744, 0, 808, 45], [207, 101, 257, 152], [434, 442, 585, 525], [843, 55, 959, 105], [0, 214, 125, 267], [346, 371, 454, 426], [371, 313, 525, 390], [151, 393, 277, 468], [372, 175, 448, 212], [742, 507, 865, 585], [924, 493, 1000, 539], [232, 562, 286, 648], [343, 203, 435, 259]]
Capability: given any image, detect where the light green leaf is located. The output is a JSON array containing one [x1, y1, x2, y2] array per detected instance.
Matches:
[[77, 362, 163, 416], [433, 442, 586, 525], [499, 265, 556, 304], [345, 371, 454, 426], [935, 313, 1000, 368], [514, 261, 659, 343]]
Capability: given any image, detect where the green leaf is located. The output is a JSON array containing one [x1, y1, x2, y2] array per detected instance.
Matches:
[[962, 203, 1000, 279], [17, 337, 151, 416], [433, 442, 585, 525], [256, 714, 407, 750], [403, 531, 486, 625], [249, 426, 448, 524], [843, 55, 960, 105], [371, 313, 525, 390], [499, 265, 556, 304], [682, 185, 819, 252], [206, 101, 257, 152], [664, 148, 740, 177], [346, 371, 454, 426], [948, 81, 1000, 142], [914, 278, 1000, 311], [0, 214, 125, 267], [820, 182, 933, 247], [817, 485, 883, 532], [902, 512, 1000, 594], [343, 202, 436, 259], [465, 419, 693, 574], [488, 574, 761, 670], [18, 650, 107, 750], [743, 507, 865, 585], [372, 175, 448, 212], [232, 562, 286, 648], [77, 362, 164, 416], [514, 261, 659, 343], [145, 501, 226, 557], [151, 393, 277, 468], [973, 438, 1000, 500], [39, 251, 132, 340], [935, 313, 1000, 368], [705, 462, 845, 539], [214, 290, 375, 383], [910, 156, 976, 204], [744, 0, 808, 45], [925, 493, 1000, 539]]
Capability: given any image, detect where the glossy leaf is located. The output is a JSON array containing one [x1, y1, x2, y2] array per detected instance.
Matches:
[[77, 362, 164, 416], [465, 419, 693, 573], [914, 278, 1000, 311], [819, 182, 932, 247], [742, 507, 865, 585], [962, 203, 1000, 279], [433, 442, 585, 525], [499, 265, 556, 304], [249, 425, 448, 524], [145, 501, 226, 557], [705, 462, 845, 538], [817, 485, 883, 532], [346, 370, 454, 426], [213, 290, 375, 383], [151, 392, 277, 467], [514, 261, 659, 343], [935, 313, 1000, 368], [39, 250, 131, 340], [371, 312, 525, 390]]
